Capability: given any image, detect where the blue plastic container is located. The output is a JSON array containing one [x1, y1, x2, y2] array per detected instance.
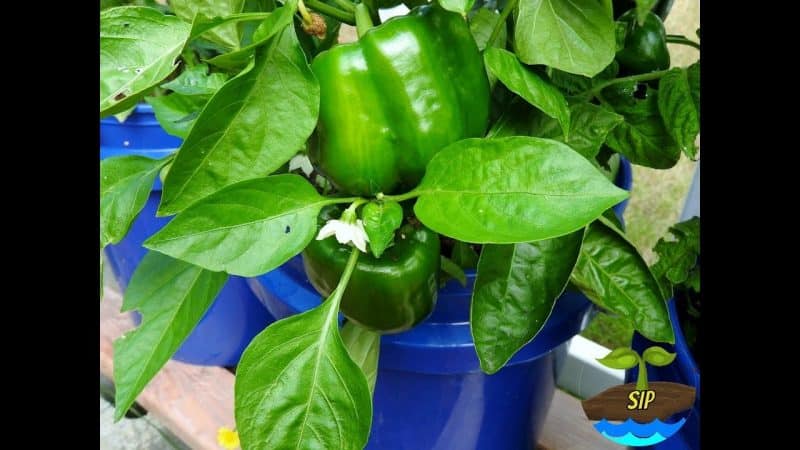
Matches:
[[101, 104, 274, 366], [247, 159, 634, 449], [628, 298, 700, 450]]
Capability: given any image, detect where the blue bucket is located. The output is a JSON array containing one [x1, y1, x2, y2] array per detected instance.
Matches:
[[101, 104, 274, 366], [628, 297, 700, 450], [247, 159, 634, 449]]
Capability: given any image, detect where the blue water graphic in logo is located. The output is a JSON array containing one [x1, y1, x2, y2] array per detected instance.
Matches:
[[594, 417, 687, 446]]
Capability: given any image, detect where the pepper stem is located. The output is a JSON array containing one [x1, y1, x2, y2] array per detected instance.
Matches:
[[297, 0, 313, 26], [355, 3, 374, 38], [328, 247, 361, 310]]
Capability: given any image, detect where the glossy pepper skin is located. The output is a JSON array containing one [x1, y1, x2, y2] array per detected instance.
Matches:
[[616, 10, 670, 75], [303, 205, 440, 334], [310, 5, 490, 196]]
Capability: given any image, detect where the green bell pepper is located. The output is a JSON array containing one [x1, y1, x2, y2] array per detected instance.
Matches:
[[309, 5, 490, 196], [616, 9, 670, 75], [303, 205, 440, 334]]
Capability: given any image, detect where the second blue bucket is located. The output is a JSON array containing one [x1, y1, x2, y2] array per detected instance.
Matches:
[[247, 160, 633, 449], [101, 104, 274, 366]]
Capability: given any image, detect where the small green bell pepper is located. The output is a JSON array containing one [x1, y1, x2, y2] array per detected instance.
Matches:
[[303, 205, 440, 334], [310, 5, 490, 196], [616, 9, 670, 75]]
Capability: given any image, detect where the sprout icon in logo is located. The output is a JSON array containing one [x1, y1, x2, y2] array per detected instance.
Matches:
[[582, 346, 696, 447]]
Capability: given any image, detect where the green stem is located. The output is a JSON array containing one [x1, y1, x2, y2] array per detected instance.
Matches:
[[305, 0, 356, 25], [329, 247, 361, 309], [666, 34, 701, 50], [355, 3, 374, 37], [585, 69, 671, 97], [324, 196, 364, 206], [378, 190, 420, 203], [600, 0, 613, 18], [486, 0, 518, 50], [330, 0, 356, 13], [636, 356, 649, 391]]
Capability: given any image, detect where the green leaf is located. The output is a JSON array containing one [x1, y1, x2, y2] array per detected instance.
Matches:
[[471, 230, 583, 374], [113, 106, 137, 123], [451, 240, 479, 269], [596, 347, 640, 370], [515, 0, 616, 77], [469, 7, 506, 51], [571, 218, 674, 343], [114, 251, 227, 420], [437, 0, 475, 15], [529, 102, 624, 161], [100, 7, 191, 116], [362, 201, 403, 259], [642, 346, 676, 367], [206, 0, 298, 70], [413, 137, 629, 243], [235, 280, 372, 449], [160, 64, 229, 96], [101, 155, 170, 248], [604, 88, 681, 169], [441, 256, 468, 287], [486, 99, 538, 138], [145, 174, 328, 277], [341, 321, 381, 396], [687, 62, 700, 119], [484, 48, 571, 137], [635, 0, 658, 25], [657, 68, 699, 159], [159, 24, 319, 215], [145, 94, 205, 139], [650, 217, 700, 295], [171, 0, 246, 50]]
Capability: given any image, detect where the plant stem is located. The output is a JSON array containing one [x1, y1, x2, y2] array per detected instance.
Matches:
[[666, 34, 700, 50], [635, 356, 649, 391], [305, 0, 356, 25], [329, 0, 356, 13], [329, 247, 361, 309], [378, 190, 421, 203], [486, 0, 518, 50], [324, 196, 364, 206], [355, 3, 374, 38], [585, 68, 671, 97]]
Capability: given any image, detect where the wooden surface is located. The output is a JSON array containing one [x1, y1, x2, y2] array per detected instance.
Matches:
[[582, 381, 696, 422], [100, 283, 619, 450]]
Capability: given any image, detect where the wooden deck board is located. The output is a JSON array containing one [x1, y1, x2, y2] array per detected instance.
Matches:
[[100, 283, 619, 449]]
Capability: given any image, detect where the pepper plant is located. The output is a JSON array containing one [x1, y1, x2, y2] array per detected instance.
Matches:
[[100, 0, 700, 448]]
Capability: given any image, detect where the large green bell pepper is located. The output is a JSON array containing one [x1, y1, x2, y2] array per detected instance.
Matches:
[[616, 9, 670, 75], [303, 205, 440, 334], [309, 5, 490, 196]]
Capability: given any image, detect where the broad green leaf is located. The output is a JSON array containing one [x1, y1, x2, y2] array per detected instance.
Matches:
[[341, 321, 381, 395], [529, 102, 624, 161], [113, 106, 136, 123], [145, 94, 205, 139], [658, 68, 699, 159], [687, 62, 700, 115], [635, 0, 658, 25], [440, 256, 468, 287], [469, 7, 506, 51], [547, 61, 619, 95], [362, 201, 403, 259], [235, 276, 372, 449], [161, 64, 229, 96], [159, 25, 319, 215], [486, 99, 538, 138], [642, 346, 676, 367], [114, 251, 227, 420], [413, 137, 629, 243], [171, 0, 246, 50], [604, 88, 681, 169], [206, 0, 298, 70], [597, 347, 640, 370], [437, 0, 475, 15], [485, 48, 571, 137], [145, 175, 328, 277], [451, 240, 479, 269], [571, 218, 674, 343], [100, 155, 170, 248], [515, 0, 616, 77], [100, 7, 191, 116], [651, 217, 700, 295], [472, 230, 583, 374]]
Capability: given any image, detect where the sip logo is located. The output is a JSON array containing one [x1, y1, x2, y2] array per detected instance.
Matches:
[[581, 346, 696, 447]]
